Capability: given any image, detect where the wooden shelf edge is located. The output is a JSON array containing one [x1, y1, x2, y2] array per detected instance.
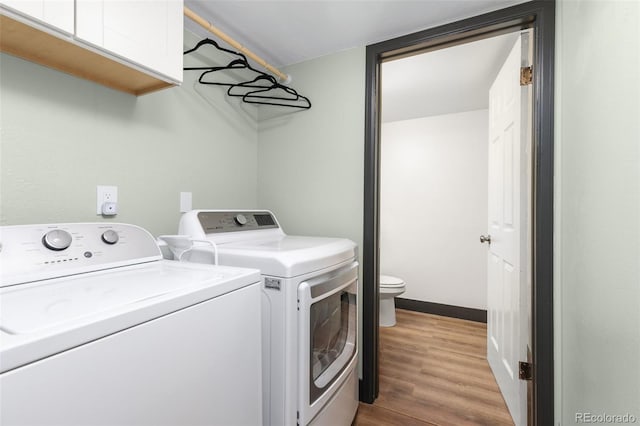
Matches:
[[0, 14, 177, 96]]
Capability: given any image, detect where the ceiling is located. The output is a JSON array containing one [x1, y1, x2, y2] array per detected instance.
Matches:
[[381, 32, 519, 122], [183, 0, 528, 68], [183, 1, 527, 121]]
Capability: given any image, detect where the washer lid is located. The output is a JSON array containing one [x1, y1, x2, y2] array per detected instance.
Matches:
[[380, 275, 405, 286], [0, 261, 260, 373], [217, 235, 357, 277], [1, 262, 228, 334]]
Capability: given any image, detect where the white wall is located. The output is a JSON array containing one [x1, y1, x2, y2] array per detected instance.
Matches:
[[380, 110, 488, 310], [555, 0, 640, 424], [0, 31, 259, 236]]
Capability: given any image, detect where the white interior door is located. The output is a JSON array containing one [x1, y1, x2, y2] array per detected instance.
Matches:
[[486, 31, 532, 426]]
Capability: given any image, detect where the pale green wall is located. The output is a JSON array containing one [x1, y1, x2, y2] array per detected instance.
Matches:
[[0, 31, 259, 236], [256, 48, 365, 248], [555, 0, 640, 424]]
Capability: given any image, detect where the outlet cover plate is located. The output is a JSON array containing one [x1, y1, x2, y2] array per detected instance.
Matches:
[[97, 185, 118, 214]]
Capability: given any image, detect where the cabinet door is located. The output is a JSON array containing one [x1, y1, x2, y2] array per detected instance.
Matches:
[[1, 0, 73, 34], [76, 0, 183, 82]]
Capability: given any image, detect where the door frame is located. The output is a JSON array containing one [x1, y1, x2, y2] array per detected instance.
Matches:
[[360, 1, 555, 425]]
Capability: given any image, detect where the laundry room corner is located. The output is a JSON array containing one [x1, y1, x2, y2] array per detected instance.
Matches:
[[255, 47, 366, 253]]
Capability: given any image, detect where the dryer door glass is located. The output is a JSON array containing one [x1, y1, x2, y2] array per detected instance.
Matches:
[[308, 286, 356, 403], [310, 291, 351, 381]]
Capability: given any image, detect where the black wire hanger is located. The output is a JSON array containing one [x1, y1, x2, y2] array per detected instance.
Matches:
[[226, 74, 279, 96], [183, 38, 249, 72], [185, 37, 312, 110], [198, 58, 267, 87], [185, 38, 269, 88], [242, 83, 312, 109], [226, 73, 311, 109], [222, 71, 311, 109]]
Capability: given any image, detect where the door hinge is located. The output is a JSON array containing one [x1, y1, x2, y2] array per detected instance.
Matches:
[[520, 66, 533, 86], [519, 361, 533, 381]]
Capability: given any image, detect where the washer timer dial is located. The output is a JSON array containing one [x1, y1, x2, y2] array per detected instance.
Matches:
[[101, 230, 119, 245], [42, 229, 73, 251], [234, 214, 248, 226]]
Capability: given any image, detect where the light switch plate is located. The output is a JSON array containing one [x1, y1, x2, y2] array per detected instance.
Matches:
[[180, 192, 192, 213]]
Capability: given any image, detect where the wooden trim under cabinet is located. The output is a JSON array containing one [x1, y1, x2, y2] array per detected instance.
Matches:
[[0, 14, 175, 96]]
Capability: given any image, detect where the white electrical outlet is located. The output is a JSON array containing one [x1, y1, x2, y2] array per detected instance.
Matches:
[[180, 192, 192, 213], [97, 185, 118, 215]]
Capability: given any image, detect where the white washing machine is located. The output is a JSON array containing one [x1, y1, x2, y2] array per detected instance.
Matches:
[[0, 222, 263, 426], [173, 210, 359, 426]]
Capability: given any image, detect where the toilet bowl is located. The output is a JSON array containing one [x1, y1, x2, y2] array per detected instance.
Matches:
[[379, 275, 406, 327]]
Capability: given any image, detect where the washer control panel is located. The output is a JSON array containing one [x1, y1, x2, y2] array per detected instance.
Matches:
[[196, 211, 279, 234], [0, 223, 162, 287]]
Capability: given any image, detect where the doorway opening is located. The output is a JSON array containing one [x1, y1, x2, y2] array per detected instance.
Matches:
[[360, 2, 555, 425], [376, 28, 533, 425]]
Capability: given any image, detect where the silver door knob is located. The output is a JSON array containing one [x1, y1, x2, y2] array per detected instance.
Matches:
[[479, 235, 491, 244]]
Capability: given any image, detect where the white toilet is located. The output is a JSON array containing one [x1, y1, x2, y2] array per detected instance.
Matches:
[[379, 275, 406, 327]]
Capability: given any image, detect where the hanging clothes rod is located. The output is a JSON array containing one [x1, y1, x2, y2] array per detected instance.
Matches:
[[183, 6, 291, 83]]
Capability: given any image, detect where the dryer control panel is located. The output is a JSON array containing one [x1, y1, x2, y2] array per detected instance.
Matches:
[[196, 211, 279, 234], [0, 223, 162, 287]]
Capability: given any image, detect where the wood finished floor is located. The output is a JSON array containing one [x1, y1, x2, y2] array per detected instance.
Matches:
[[353, 309, 514, 426]]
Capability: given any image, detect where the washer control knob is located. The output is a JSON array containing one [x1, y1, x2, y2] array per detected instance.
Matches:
[[101, 230, 119, 245], [42, 229, 73, 251], [234, 214, 248, 226]]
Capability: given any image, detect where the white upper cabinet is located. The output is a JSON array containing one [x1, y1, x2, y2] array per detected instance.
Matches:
[[76, 0, 183, 82], [0, 0, 183, 94], [1, 0, 74, 34]]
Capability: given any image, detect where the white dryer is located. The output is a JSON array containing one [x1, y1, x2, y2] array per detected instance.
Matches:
[[176, 210, 359, 426], [0, 222, 262, 426]]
